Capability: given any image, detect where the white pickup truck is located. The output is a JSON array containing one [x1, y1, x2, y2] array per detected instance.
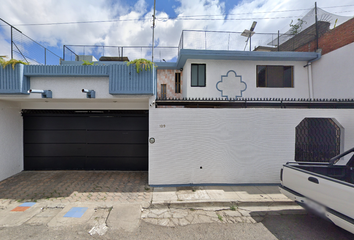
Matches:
[[280, 147, 354, 234]]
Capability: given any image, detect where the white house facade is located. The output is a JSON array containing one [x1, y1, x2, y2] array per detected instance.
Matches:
[[0, 30, 353, 186]]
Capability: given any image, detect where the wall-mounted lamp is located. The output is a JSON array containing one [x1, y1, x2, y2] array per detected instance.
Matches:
[[180, 68, 183, 71], [150, 100, 155, 107], [82, 89, 95, 98], [28, 89, 52, 98]]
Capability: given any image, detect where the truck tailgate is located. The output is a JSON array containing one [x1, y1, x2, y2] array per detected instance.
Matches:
[[282, 165, 354, 219]]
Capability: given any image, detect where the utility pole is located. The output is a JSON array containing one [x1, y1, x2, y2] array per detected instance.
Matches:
[[152, 0, 156, 62]]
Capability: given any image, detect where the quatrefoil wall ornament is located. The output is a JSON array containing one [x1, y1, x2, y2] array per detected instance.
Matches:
[[216, 70, 247, 99]]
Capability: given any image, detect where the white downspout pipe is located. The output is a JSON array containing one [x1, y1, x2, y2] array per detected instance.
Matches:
[[305, 50, 321, 99], [308, 62, 314, 99]]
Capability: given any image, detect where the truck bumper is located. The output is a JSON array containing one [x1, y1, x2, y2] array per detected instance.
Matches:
[[279, 185, 354, 234]]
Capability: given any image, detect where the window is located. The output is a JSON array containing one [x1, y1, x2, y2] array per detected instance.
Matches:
[[257, 65, 293, 88], [175, 73, 181, 93], [191, 64, 206, 87], [161, 84, 166, 99]]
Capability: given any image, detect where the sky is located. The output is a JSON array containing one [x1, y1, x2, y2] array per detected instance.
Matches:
[[1, 0, 354, 64]]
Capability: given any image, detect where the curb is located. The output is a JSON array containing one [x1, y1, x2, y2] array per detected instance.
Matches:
[[150, 200, 298, 209]]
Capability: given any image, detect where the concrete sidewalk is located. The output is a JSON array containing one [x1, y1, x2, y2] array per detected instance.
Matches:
[[0, 171, 304, 232], [151, 185, 296, 208], [0, 183, 304, 234], [143, 185, 304, 227]]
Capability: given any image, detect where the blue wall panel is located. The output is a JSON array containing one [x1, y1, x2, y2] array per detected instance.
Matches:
[[0, 64, 30, 94], [0, 64, 155, 95], [24, 65, 109, 76], [109, 64, 155, 95]]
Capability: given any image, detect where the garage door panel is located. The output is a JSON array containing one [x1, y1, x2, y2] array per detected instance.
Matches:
[[86, 117, 148, 130], [24, 117, 87, 130], [86, 131, 148, 144], [25, 144, 86, 157], [85, 157, 148, 171], [87, 144, 148, 157], [24, 157, 86, 170], [24, 130, 87, 144], [23, 110, 148, 171]]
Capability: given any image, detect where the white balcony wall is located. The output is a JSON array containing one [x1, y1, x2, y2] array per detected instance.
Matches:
[[182, 59, 309, 99]]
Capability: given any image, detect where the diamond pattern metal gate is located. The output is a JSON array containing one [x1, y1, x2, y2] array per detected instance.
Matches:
[[295, 118, 343, 162]]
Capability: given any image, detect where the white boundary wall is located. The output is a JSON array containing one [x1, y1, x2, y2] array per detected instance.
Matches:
[[0, 101, 23, 181], [149, 108, 354, 185]]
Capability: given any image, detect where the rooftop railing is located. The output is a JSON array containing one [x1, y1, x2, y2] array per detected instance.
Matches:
[[178, 30, 317, 52], [63, 45, 178, 63]]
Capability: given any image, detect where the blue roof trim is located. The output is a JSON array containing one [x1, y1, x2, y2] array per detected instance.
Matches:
[[176, 49, 320, 69], [155, 62, 178, 69], [61, 61, 129, 65]]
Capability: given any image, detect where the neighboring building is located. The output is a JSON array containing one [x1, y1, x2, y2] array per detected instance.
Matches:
[[1, 25, 354, 186]]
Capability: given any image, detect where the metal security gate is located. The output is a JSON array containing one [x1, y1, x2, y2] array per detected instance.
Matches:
[[23, 110, 148, 171]]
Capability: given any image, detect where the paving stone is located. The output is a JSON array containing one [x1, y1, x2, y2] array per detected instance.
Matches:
[[143, 218, 158, 225], [238, 209, 251, 217], [210, 217, 221, 222], [196, 214, 213, 223], [178, 218, 190, 226], [205, 189, 225, 200], [233, 217, 244, 223], [167, 220, 175, 227], [244, 217, 257, 223], [157, 218, 170, 227], [170, 218, 179, 226], [0, 171, 150, 205], [162, 211, 173, 218], [25, 208, 62, 226], [149, 209, 168, 216], [177, 189, 210, 201], [223, 210, 242, 217], [226, 218, 237, 223], [202, 211, 218, 218], [185, 214, 194, 223], [171, 209, 189, 218], [147, 212, 159, 218], [107, 204, 142, 232]]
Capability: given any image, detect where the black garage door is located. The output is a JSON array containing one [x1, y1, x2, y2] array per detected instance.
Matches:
[[23, 110, 148, 171]]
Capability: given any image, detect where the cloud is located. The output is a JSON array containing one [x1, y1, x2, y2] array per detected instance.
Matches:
[[0, 0, 353, 62]]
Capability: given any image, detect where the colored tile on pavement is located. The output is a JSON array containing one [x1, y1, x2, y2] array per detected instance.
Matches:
[[19, 202, 36, 207], [11, 206, 30, 212], [11, 202, 36, 212], [63, 207, 88, 218]]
